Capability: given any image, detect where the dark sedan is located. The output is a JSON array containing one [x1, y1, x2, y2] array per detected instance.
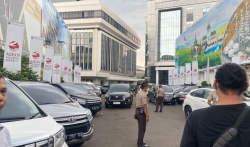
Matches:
[[174, 86, 198, 104], [51, 84, 102, 115], [105, 84, 133, 108], [81, 84, 101, 97]]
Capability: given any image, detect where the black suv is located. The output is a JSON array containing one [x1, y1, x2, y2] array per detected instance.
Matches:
[[105, 84, 133, 108], [51, 84, 102, 115]]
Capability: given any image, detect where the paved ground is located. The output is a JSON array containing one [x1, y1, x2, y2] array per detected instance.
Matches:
[[82, 94, 186, 147]]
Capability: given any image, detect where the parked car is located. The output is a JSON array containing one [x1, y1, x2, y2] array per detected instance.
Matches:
[[1, 79, 67, 147], [182, 88, 213, 118], [51, 84, 102, 115], [19, 82, 93, 146], [171, 86, 185, 94], [105, 84, 133, 108], [101, 86, 109, 94], [81, 84, 101, 97], [174, 86, 198, 105], [82, 82, 100, 91], [148, 85, 175, 105], [130, 85, 137, 92]]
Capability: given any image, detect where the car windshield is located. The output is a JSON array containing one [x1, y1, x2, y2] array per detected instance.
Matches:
[[182, 87, 198, 92], [109, 85, 129, 93], [20, 84, 72, 105], [173, 87, 184, 92], [83, 85, 94, 90], [162, 85, 172, 92], [0, 81, 40, 122], [62, 85, 90, 95]]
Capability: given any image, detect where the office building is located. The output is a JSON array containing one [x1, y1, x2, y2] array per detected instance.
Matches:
[[54, 0, 141, 85], [145, 0, 220, 85]]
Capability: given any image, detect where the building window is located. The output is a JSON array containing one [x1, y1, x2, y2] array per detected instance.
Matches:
[[203, 5, 210, 15], [158, 9, 181, 61], [186, 7, 193, 27]]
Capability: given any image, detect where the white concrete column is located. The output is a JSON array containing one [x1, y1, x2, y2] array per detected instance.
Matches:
[[204, 71, 207, 81], [156, 70, 159, 85]]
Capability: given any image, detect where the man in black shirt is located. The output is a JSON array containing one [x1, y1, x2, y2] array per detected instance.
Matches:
[[180, 63, 250, 147]]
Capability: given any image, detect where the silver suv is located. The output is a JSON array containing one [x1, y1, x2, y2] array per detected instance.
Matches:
[[19, 82, 94, 146]]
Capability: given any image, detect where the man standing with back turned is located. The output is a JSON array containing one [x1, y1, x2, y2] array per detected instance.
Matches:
[[155, 84, 165, 112], [135, 83, 150, 147], [180, 63, 250, 147]]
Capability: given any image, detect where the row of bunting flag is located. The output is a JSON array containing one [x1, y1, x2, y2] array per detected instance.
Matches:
[[168, 61, 199, 86], [2, 20, 81, 83]]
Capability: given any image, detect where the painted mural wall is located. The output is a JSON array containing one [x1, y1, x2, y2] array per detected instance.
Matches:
[[175, 0, 244, 70], [0, 0, 71, 58]]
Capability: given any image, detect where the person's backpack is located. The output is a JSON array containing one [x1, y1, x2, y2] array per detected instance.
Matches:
[[212, 105, 250, 147]]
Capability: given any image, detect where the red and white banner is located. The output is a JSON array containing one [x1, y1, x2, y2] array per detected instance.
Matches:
[[185, 63, 191, 84], [3, 21, 25, 73], [78, 66, 82, 83], [29, 36, 43, 78], [43, 46, 54, 83], [173, 68, 178, 86], [168, 70, 173, 86], [68, 61, 73, 83], [52, 54, 62, 83], [180, 66, 185, 85], [61, 58, 69, 82], [74, 65, 79, 84], [192, 61, 199, 84]]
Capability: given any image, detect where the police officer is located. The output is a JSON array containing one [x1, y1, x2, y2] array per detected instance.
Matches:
[[134, 83, 150, 147], [207, 90, 218, 106], [154, 84, 165, 112]]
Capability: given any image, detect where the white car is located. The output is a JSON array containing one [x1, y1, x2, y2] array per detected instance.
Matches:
[[0, 79, 67, 147], [182, 88, 213, 118], [183, 88, 250, 118]]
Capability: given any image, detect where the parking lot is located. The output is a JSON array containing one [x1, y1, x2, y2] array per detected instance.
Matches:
[[83, 94, 186, 147]]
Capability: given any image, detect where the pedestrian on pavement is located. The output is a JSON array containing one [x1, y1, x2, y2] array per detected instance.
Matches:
[[0, 74, 12, 147], [180, 63, 250, 147], [135, 83, 150, 147], [154, 84, 165, 112], [207, 90, 218, 106]]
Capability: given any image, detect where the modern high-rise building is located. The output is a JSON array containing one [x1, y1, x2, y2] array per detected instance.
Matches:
[[145, 0, 220, 85], [54, 0, 141, 86]]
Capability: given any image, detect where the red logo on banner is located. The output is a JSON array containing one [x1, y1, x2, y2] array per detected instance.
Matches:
[[181, 72, 184, 76], [9, 41, 19, 51], [46, 58, 51, 64], [187, 70, 190, 74], [55, 64, 60, 69], [174, 74, 177, 77], [169, 75, 172, 78], [68, 69, 71, 72], [241, 54, 247, 60], [63, 66, 68, 71], [193, 68, 198, 72], [32, 51, 40, 59], [75, 71, 78, 75]]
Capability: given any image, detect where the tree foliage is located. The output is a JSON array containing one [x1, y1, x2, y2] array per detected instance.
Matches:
[[0, 54, 39, 81]]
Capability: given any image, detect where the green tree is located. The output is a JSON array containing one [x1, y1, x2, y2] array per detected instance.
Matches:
[[0, 54, 39, 81]]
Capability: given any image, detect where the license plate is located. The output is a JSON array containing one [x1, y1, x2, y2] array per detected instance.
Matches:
[[92, 106, 99, 110], [179, 98, 184, 100], [66, 132, 83, 141], [113, 102, 120, 104]]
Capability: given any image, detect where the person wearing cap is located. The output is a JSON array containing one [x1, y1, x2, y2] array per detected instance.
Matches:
[[134, 83, 149, 147]]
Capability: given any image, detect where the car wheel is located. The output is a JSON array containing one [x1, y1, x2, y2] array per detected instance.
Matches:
[[105, 104, 109, 108], [92, 112, 97, 115], [185, 106, 192, 118]]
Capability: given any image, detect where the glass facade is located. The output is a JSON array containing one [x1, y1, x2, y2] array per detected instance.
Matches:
[[101, 34, 136, 76], [59, 10, 141, 45], [72, 32, 93, 70], [186, 7, 194, 29], [158, 9, 181, 61]]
